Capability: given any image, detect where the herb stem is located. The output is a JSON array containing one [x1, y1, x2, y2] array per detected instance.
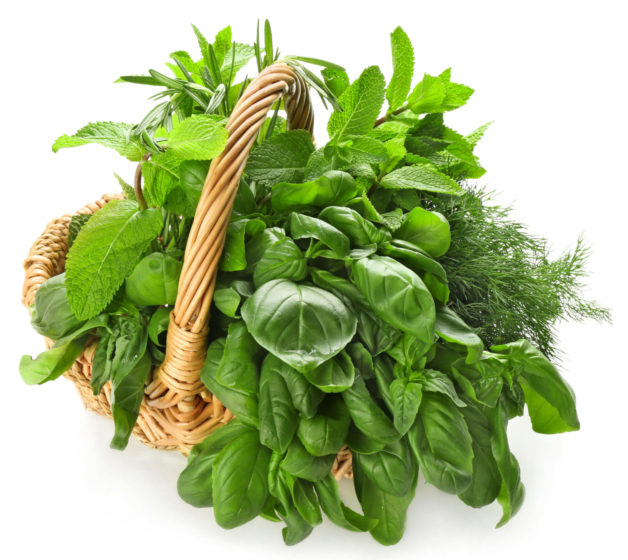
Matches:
[[374, 105, 409, 127], [134, 154, 151, 211]]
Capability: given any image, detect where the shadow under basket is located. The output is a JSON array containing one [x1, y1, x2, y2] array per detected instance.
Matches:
[[22, 63, 353, 480]]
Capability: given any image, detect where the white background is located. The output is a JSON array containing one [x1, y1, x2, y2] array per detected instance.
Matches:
[[2, 1, 626, 558]]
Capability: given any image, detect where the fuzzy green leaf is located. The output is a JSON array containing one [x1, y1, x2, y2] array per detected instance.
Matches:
[[387, 27, 414, 110], [52, 122, 144, 161], [65, 200, 163, 319], [380, 163, 464, 195], [166, 115, 228, 160]]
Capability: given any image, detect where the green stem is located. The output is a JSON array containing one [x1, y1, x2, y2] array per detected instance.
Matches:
[[374, 105, 409, 128], [134, 153, 151, 211]]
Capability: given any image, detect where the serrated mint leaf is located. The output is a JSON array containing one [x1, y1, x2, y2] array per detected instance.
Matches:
[[245, 130, 314, 185], [68, 214, 92, 248], [142, 151, 180, 206], [343, 135, 389, 165], [407, 69, 474, 114], [213, 26, 232, 67], [52, 122, 145, 161], [66, 200, 163, 319], [465, 121, 492, 148], [165, 115, 228, 160], [328, 66, 386, 141], [380, 164, 464, 195], [387, 27, 414, 111], [221, 43, 255, 81], [114, 173, 136, 201]]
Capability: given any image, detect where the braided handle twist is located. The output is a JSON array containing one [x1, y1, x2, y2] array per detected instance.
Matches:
[[148, 63, 314, 408]]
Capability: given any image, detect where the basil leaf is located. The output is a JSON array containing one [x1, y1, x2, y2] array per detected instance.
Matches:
[[409, 392, 473, 494], [19, 336, 87, 386], [342, 376, 399, 444], [259, 354, 299, 453], [290, 478, 322, 527], [315, 473, 378, 532], [271, 171, 357, 212], [319, 206, 389, 247], [253, 237, 307, 288], [177, 421, 251, 507], [418, 368, 467, 407], [353, 459, 417, 545], [147, 306, 171, 346], [346, 423, 386, 454], [302, 351, 355, 393], [216, 321, 262, 394], [492, 340, 580, 434], [297, 395, 351, 456], [390, 378, 423, 435], [212, 430, 271, 529], [435, 305, 483, 364], [487, 401, 525, 527], [354, 437, 415, 497], [220, 218, 266, 272], [458, 405, 501, 508], [280, 438, 336, 482], [289, 212, 350, 257], [30, 273, 84, 340], [352, 255, 435, 344], [200, 338, 259, 428], [268, 354, 324, 418], [110, 349, 151, 450], [212, 287, 241, 318], [396, 206, 451, 258], [241, 279, 357, 373]]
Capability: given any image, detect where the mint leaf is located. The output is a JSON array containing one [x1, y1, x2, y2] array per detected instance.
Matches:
[[166, 115, 228, 160], [387, 27, 414, 111], [66, 200, 163, 319], [407, 69, 474, 114], [328, 66, 386, 141], [465, 121, 492, 148], [68, 214, 92, 248], [213, 26, 233, 67], [221, 43, 255, 82], [114, 173, 136, 201], [52, 122, 145, 161], [142, 151, 180, 206], [245, 130, 314, 185], [321, 67, 350, 98], [342, 135, 388, 165], [380, 163, 464, 195]]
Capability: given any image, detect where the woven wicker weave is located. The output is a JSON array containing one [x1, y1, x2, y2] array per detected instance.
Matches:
[[22, 63, 353, 479]]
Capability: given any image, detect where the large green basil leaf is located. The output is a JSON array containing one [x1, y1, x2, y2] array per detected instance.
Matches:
[[219, 218, 266, 272], [381, 239, 447, 281], [354, 438, 415, 497], [31, 273, 84, 340], [297, 395, 351, 456], [125, 252, 182, 307], [342, 375, 399, 443], [491, 340, 580, 434], [352, 255, 435, 344], [200, 338, 259, 428], [268, 354, 324, 418], [259, 354, 299, 453], [451, 355, 505, 408], [353, 459, 417, 545], [280, 438, 336, 482], [409, 392, 473, 494], [289, 212, 350, 257], [241, 279, 357, 373], [487, 401, 525, 527], [289, 477, 322, 527], [271, 170, 357, 212], [314, 473, 377, 532], [372, 354, 395, 412], [310, 269, 400, 355], [245, 227, 286, 273], [390, 378, 423, 435], [302, 351, 355, 393], [346, 423, 386, 454], [395, 206, 451, 257], [458, 405, 501, 508], [319, 206, 389, 247], [212, 287, 241, 318], [110, 349, 151, 450], [216, 321, 262, 394], [20, 336, 87, 386], [435, 305, 483, 364], [253, 237, 307, 288], [212, 430, 271, 529], [416, 368, 467, 407], [177, 421, 251, 507]]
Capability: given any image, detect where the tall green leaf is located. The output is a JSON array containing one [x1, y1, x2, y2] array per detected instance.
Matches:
[[52, 122, 145, 161], [386, 27, 414, 111]]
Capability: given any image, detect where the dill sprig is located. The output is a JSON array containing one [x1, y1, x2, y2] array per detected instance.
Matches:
[[421, 187, 610, 359]]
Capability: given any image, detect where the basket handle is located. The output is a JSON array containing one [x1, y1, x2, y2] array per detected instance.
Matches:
[[149, 63, 314, 407]]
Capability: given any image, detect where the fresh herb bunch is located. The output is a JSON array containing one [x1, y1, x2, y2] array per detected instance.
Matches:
[[20, 22, 605, 546]]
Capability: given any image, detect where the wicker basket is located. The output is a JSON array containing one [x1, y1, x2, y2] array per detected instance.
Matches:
[[22, 63, 353, 479]]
